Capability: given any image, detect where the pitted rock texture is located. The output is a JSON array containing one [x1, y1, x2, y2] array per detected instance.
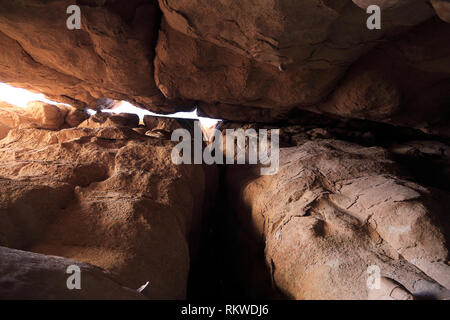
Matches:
[[226, 139, 450, 299], [0, 246, 146, 299], [0, 122, 206, 299]]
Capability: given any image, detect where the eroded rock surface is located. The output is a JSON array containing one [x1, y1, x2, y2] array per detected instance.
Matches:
[[0, 101, 90, 139], [0, 1, 449, 129], [0, 101, 35, 139], [0, 0, 166, 109], [226, 138, 450, 299], [0, 121, 206, 299]]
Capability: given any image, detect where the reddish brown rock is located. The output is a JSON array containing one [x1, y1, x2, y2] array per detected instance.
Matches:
[[318, 18, 450, 135], [0, 124, 206, 299], [155, 0, 437, 122], [226, 139, 450, 299], [0, 0, 165, 109], [60, 105, 89, 127], [0, 101, 88, 138], [0, 0, 448, 129], [367, 277, 414, 300], [158, 0, 432, 68], [352, 0, 421, 10], [25, 101, 65, 130], [143, 115, 197, 139]]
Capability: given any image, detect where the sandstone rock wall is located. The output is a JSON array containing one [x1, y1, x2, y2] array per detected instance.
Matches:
[[0, 1, 449, 131], [0, 120, 207, 299], [226, 138, 450, 299]]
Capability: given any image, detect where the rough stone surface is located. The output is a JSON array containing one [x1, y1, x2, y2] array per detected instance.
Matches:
[[0, 101, 35, 139], [0, 0, 448, 129], [154, 0, 449, 128], [25, 101, 65, 130], [226, 139, 450, 299], [317, 18, 450, 136], [60, 105, 90, 128], [0, 246, 146, 299], [0, 123, 206, 299], [143, 115, 197, 139], [0, 0, 449, 301], [367, 276, 414, 300], [0, 0, 166, 109]]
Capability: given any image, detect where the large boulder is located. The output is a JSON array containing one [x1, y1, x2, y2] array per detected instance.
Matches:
[[316, 18, 450, 136], [0, 101, 35, 139], [0, 0, 165, 109], [226, 138, 450, 299], [59, 105, 89, 127], [154, 0, 447, 127], [0, 125, 206, 299], [0, 101, 88, 139], [25, 101, 65, 130]]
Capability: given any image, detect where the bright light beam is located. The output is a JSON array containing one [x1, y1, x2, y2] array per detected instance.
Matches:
[[0, 83, 67, 108], [0, 83, 221, 129], [104, 101, 221, 128]]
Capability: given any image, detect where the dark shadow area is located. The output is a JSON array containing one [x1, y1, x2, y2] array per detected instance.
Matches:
[[187, 166, 287, 300]]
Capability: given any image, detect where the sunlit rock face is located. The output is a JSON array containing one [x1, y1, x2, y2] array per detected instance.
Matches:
[[0, 100, 89, 139], [0, 120, 207, 299], [226, 138, 450, 300], [0, 0, 449, 301]]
